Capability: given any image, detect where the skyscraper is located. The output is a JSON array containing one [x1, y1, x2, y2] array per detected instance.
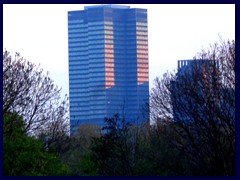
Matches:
[[68, 4, 149, 134]]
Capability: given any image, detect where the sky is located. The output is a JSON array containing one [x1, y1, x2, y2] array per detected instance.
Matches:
[[3, 4, 235, 99]]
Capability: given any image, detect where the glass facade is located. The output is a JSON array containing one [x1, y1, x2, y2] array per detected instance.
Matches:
[[68, 5, 149, 134]]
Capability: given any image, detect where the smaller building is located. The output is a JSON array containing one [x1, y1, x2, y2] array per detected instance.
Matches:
[[171, 59, 220, 122]]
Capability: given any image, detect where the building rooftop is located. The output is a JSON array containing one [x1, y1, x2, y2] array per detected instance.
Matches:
[[84, 4, 130, 10]]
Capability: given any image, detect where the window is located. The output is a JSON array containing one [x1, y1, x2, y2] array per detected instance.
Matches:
[[104, 30, 114, 35], [137, 40, 148, 45], [105, 63, 114, 67]]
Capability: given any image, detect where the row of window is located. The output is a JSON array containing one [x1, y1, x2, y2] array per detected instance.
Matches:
[[106, 72, 114, 77], [89, 63, 104, 69], [137, 45, 148, 49], [68, 23, 87, 28], [69, 44, 105, 54], [68, 29, 88, 34], [71, 96, 105, 103], [69, 80, 90, 85], [137, 54, 148, 58], [69, 56, 88, 60], [69, 51, 89, 56], [68, 21, 147, 28], [106, 77, 115, 81], [105, 35, 114, 39], [89, 35, 105, 40], [87, 21, 113, 25], [70, 100, 106, 107], [137, 31, 148, 35], [105, 58, 114, 63], [105, 44, 114, 49], [105, 53, 114, 58], [90, 54, 105, 58], [70, 88, 105, 95], [136, 22, 147, 26], [106, 67, 114, 72], [136, 26, 148, 31], [137, 40, 148, 45], [105, 25, 113, 30], [69, 88, 90, 93], [68, 19, 84, 24], [138, 63, 149, 68], [69, 43, 86, 47], [137, 35, 148, 40], [105, 63, 114, 68], [69, 95, 105, 101], [68, 38, 87, 42], [69, 27, 113, 35], [68, 36, 148, 45], [105, 30, 114, 35], [89, 31, 105, 35], [105, 39, 114, 44], [87, 26, 124, 32], [70, 88, 107, 94], [89, 40, 105, 44], [69, 47, 88, 51], [69, 70, 88, 75], [137, 72, 148, 77], [105, 48, 114, 53], [69, 78, 89, 83], [70, 106, 90, 112], [70, 81, 106, 88], [106, 81, 115, 89], [138, 77, 149, 82], [68, 33, 88, 38], [70, 35, 104, 41], [88, 26, 104, 30], [70, 111, 106, 117], [69, 44, 104, 53], [137, 49, 148, 54], [138, 60, 149, 64], [70, 71, 109, 77], [70, 85, 128, 93]]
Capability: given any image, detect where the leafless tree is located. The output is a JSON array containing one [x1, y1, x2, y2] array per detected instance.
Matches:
[[3, 50, 69, 137], [150, 39, 235, 175]]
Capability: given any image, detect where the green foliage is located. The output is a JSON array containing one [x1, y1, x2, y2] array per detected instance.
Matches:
[[3, 112, 70, 176], [79, 152, 99, 176]]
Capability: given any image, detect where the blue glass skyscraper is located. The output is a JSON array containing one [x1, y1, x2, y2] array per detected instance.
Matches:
[[68, 4, 149, 134]]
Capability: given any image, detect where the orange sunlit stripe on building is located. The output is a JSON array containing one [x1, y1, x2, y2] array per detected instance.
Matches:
[[137, 63, 148, 68], [137, 42, 149, 84], [105, 33, 115, 88], [138, 68, 148, 73], [137, 45, 148, 49], [138, 59, 148, 63], [105, 53, 114, 58], [105, 58, 114, 63], [105, 44, 114, 48], [106, 63, 114, 67]]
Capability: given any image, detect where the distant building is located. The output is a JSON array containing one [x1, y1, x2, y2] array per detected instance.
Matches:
[[68, 4, 149, 134], [171, 59, 219, 122]]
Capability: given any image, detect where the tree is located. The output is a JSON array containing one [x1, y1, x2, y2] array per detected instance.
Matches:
[[150, 39, 235, 175], [3, 112, 70, 176], [52, 124, 101, 176], [3, 50, 69, 137], [90, 114, 135, 175]]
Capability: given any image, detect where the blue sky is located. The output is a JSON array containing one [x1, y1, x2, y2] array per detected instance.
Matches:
[[3, 4, 235, 99]]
